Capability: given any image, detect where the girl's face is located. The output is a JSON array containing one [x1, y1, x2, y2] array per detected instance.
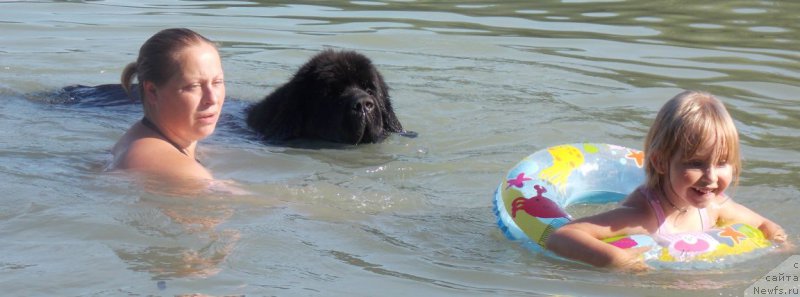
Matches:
[[665, 138, 733, 208], [149, 42, 225, 145]]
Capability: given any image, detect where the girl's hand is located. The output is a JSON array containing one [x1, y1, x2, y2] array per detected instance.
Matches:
[[776, 241, 795, 254], [759, 222, 787, 244], [611, 246, 653, 273], [771, 228, 787, 244], [762, 225, 793, 253], [773, 232, 794, 253]]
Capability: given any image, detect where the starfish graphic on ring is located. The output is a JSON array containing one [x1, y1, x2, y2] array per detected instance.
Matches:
[[718, 225, 747, 245], [626, 149, 645, 168], [506, 172, 532, 189]]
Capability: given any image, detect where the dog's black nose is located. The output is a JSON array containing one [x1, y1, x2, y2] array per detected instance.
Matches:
[[352, 96, 375, 113]]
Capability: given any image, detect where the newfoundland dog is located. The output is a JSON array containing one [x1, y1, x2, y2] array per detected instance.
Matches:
[[246, 50, 410, 144]]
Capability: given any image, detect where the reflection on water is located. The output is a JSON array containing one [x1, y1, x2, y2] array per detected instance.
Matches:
[[114, 192, 240, 279], [0, 0, 799, 296], [109, 174, 258, 279]]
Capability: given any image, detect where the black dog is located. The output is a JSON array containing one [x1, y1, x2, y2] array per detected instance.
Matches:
[[246, 50, 409, 144]]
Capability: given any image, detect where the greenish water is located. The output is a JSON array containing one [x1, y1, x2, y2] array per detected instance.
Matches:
[[1, 1, 798, 296]]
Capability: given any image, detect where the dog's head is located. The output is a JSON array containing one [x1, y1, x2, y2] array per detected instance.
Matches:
[[247, 50, 404, 144]]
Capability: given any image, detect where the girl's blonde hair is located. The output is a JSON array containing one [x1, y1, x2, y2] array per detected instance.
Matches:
[[644, 90, 742, 190]]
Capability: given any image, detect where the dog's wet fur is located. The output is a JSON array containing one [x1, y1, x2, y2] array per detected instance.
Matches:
[[246, 50, 409, 144]]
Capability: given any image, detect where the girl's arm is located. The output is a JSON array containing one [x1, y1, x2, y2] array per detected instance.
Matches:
[[545, 206, 653, 270], [717, 199, 787, 243]]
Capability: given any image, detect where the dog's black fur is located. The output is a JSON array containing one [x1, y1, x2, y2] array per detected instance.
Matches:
[[246, 50, 406, 144], [57, 84, 140, 107]]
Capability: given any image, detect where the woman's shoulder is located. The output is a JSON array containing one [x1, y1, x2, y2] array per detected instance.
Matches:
[[111, 124, 211, 179]]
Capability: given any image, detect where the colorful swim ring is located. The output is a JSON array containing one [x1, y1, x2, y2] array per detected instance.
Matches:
[[492, 143, 773, 269]]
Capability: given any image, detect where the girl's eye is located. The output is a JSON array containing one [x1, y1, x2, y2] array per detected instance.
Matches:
[[687, 160, 704, 168], [716, 160, 729, 167]]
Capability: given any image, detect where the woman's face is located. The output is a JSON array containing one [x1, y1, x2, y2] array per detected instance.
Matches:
[[665, 138, 733, 209], [149, 42, 225, 145]]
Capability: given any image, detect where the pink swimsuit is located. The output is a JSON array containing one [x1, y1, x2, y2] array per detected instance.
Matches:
[[636, 188, 735, 261], [641, 187, 713, 244]]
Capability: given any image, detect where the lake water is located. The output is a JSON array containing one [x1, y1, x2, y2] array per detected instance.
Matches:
[[1, 1, 799, 296]]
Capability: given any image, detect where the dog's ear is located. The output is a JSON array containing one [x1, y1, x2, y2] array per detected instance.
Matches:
[[246, 83, 305, 140], [380, 98, 404, 133], [375, 73, 404, 133]]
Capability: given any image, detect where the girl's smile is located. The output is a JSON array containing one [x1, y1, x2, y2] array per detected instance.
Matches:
[[666, 138, 733, 210]]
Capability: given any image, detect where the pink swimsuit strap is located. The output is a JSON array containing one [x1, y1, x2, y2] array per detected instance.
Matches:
[[640, 187, 711, 236]]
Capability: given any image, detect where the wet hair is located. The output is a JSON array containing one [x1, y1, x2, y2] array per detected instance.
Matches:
[[121, 28, 215, 100], [643, 90, 742, 190]]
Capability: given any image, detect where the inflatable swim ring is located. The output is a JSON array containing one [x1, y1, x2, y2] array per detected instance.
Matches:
[[493, 143, 773, 269]]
